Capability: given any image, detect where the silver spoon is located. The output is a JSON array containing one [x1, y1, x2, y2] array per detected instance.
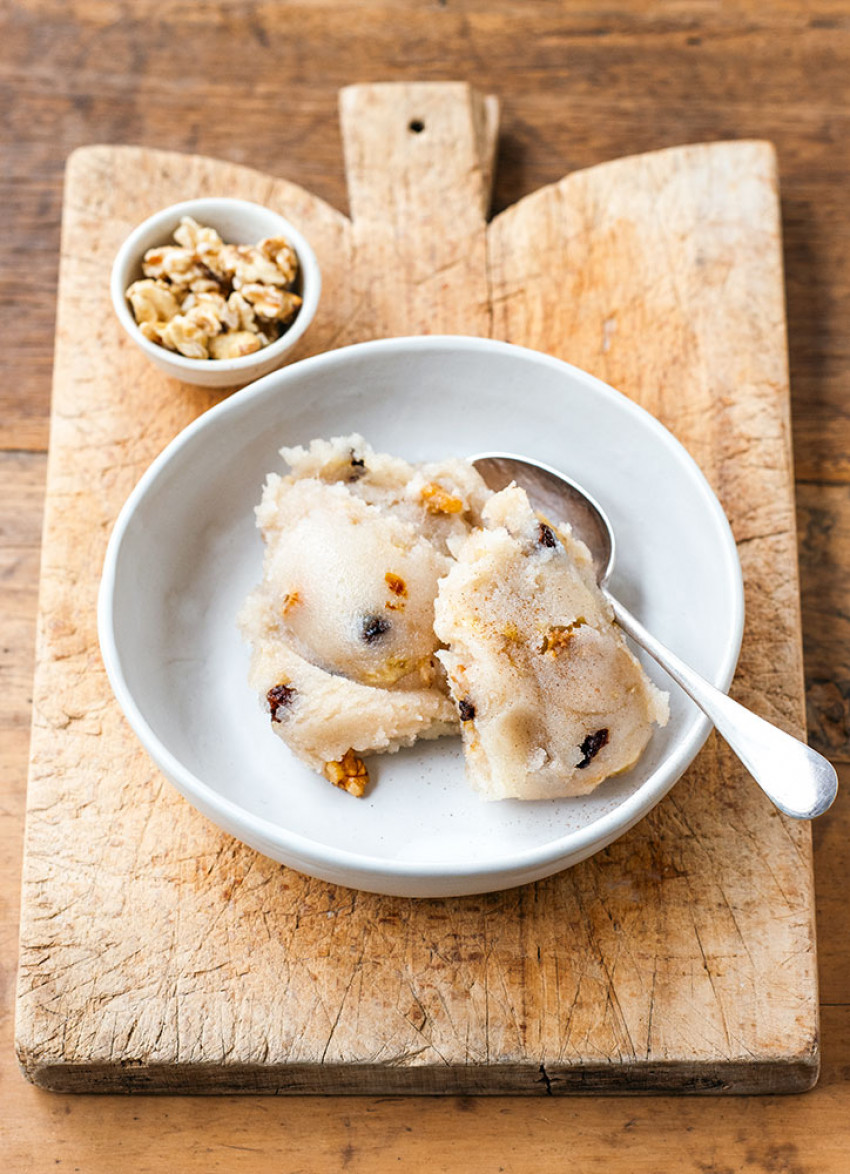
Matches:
[[472, 452, 838, 820]]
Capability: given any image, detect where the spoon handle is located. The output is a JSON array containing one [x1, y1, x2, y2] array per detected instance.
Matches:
[[607, 593, 838, 820]]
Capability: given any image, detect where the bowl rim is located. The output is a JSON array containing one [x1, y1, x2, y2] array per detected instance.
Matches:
[[109, 196, 321, 375], [98, 334, 745, 886]]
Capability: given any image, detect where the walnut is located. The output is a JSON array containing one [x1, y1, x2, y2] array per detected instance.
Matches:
[[138, 320, 165, 344], [173, 215, 224, 255], [540, 626, 574, 655], [159, 314, 210, 359], [180, 292, 229, 338], [126, 216, 302, 360], [384, 571, 407, 611], [385, 572, 407, 597], [259, 236, 299, 283], [240, 282, 302, 323], [188, 277, 225, 295], [225, 291, 257, 333], [209, 331, 263, 360], [280, 590, 301, 615], [540, 618, 585, 656], [323, 749, 369, 798], [126, 278, 180, 325], [179, 290, 214, 312], [217, 243, 289, 288], [359, 656, 411, 687], [420, 482, 465, 515], [199, 243, 236, 283], [142, 245, 210, 289]]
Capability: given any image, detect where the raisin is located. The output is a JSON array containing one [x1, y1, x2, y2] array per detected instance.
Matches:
[[348, 449, 367, 481], [267, 683, 296, 722], [458, 697, 476, 722], [576, 728, 609, 769], [538, 522, 558, 548], [360, 614, 391, 644]]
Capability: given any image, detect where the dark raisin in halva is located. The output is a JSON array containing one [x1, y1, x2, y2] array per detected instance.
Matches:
[[348, 449, 367, 481], [267, 683, 296, 722], [576, 728, 609, 769], [458, 698, 476, 722], [359, 614, 391, 644], [537, 522, 558, 549]]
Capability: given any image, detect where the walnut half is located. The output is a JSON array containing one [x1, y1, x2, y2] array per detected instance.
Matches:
[[209, 331, 262, 360], [323, 749, 369, 798]]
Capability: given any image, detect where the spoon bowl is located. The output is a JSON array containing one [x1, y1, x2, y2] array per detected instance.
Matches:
[[472, 451, 838, 822], [471, 452, 615, 584]]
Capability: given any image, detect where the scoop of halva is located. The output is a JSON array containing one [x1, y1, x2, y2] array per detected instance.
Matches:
[[238, 434, 491, 794], [240, 436, 668, 800], [433, 485, 669, 800]]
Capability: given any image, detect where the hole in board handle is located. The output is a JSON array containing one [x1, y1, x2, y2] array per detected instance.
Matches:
[[408, 119, 425, 134]]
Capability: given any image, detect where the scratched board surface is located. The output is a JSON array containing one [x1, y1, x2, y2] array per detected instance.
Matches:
[[16, 83, 817, 1093]]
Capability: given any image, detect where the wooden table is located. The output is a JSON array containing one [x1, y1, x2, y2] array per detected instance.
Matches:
[[2, 1, 849, 1167]]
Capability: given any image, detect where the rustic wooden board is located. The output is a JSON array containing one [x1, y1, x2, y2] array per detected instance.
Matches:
[[15, 82, 818, 1094]]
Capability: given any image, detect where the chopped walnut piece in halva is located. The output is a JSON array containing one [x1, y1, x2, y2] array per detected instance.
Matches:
[[420, 482, 465, 515], [323, 749, 370, 798]]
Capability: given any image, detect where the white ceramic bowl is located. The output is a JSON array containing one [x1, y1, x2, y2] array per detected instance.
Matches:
[[110, 197, 321, 389], [98, 336, 744, 897]]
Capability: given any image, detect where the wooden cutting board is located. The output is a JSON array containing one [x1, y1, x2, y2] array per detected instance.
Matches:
[[16, 82, 818, 1094]]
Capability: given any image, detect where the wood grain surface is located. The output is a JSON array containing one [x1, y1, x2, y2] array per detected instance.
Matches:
[[3, 1, 850, 1169], [14, 82, 818, 1095]]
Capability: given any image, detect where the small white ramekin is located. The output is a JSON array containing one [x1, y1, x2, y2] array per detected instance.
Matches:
[[110, 197, 321, 389]]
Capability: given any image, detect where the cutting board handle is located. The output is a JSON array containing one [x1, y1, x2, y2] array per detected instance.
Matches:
[[339, 82, 499, 223], [337, 82, 499, 336]]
